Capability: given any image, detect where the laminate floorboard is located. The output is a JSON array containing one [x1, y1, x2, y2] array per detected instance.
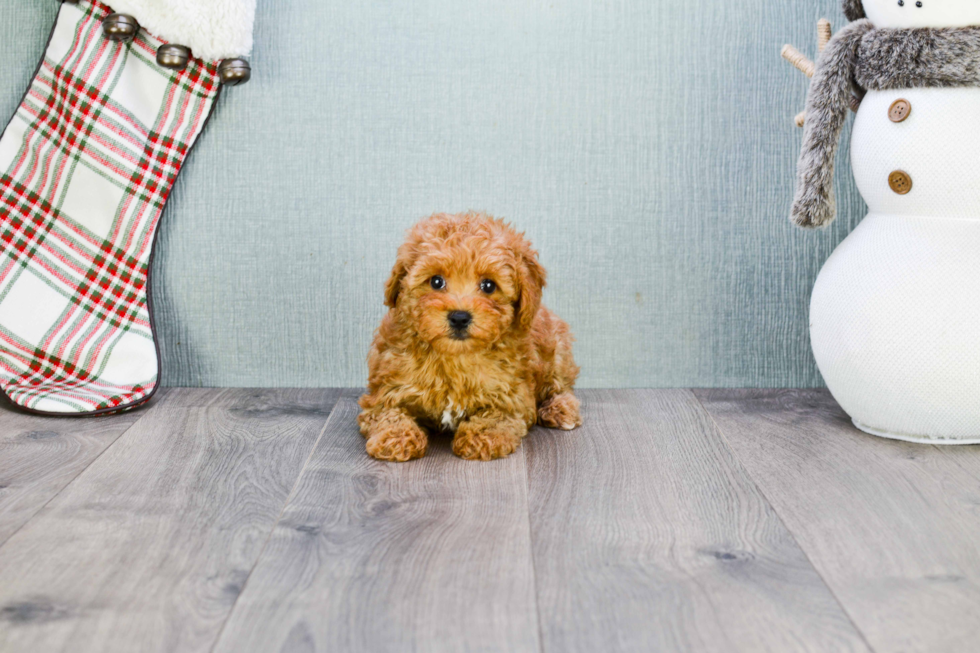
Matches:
[[213, 399, 541, 653], [0, 393, 152, 546], [697, 389, 980, 653], [524, 389, 870, 653], [0, 389, 341, 653]]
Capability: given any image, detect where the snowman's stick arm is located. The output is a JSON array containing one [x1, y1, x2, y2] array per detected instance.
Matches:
[[817, 19, 832, 52], [781, 17, 833, 77], [781, 46, 816, 127], [782, 45, 815, 78]]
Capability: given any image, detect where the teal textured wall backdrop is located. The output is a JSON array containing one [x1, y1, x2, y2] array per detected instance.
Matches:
[[0, 1, 865, 388]]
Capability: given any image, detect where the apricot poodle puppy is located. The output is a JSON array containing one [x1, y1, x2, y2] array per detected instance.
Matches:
[[358, 212, 582, 462]]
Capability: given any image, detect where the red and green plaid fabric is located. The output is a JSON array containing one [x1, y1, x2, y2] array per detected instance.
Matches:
[[0, 0, 220, 414]]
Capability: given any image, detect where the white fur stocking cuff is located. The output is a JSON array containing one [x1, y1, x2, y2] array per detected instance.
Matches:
[[104, 0, 256, 60]]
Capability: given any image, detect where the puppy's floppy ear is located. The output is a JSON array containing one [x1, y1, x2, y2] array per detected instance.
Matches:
[[515, 243, 547, 331], [384, 258, 408, 308], [384, 216, 442, 307], [384, 241, 417, 308]]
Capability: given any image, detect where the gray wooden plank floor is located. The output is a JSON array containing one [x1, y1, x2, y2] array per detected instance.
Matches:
[[0, 393, 147, 547], [213, 399, 540, 653], [0, 388, 976, 653], [695, 389, 980, 653], [0, 389, 347, 653], [525, 390, 868, 653]]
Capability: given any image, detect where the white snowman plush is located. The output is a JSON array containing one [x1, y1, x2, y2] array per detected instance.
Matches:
[[791, 0, 980, 443]]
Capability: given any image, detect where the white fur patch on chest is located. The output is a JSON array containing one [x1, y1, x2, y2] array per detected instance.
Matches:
[[441, 400, 467, 430]]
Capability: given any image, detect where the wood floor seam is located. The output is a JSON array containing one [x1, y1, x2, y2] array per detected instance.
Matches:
[[521, 442, 547, 653], [524, 389, 870, 652], [207, 404, 339, 653], [0, 388, 344, 653], [688, 389, 880, 653], [212, 398, 542, 652], [0, 397, 161, 550]]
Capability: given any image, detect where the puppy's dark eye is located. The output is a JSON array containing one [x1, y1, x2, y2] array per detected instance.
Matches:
[[430, 275, 446, 290], [480, 279, 497, 294]]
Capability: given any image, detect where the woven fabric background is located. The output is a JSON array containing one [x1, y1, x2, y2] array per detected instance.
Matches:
[[0, 0, 866, 389]]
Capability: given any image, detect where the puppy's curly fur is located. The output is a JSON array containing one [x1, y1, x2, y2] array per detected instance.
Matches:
[[358, 212, 581, 462]]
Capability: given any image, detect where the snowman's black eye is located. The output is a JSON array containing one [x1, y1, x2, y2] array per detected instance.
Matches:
[[430, 275, 446, 290], [916, 1, 923, 6], [898, 0, 904, 5]]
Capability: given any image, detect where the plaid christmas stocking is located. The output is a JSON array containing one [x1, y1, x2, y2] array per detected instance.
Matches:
[[0, 0, 252, 415]]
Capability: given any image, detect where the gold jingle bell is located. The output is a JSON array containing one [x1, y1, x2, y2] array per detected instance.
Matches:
[[157, 44, 191, 71], [218, 59, 251, 86], [102, 13, 140, 43]]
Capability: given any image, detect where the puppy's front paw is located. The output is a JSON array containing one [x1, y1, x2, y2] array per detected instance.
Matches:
[[538, 392, 582, 431], [452, 420, 523, 461], [365, 420, 428, 462]]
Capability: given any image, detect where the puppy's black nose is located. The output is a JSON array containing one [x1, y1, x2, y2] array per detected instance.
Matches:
[[448, 311, 473, 330]]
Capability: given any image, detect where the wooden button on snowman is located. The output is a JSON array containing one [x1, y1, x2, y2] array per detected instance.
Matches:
[[789, 0, 980, 443]]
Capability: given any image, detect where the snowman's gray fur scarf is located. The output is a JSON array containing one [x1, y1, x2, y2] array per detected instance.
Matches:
[[791, 21, 980, 228], [843, 0, 866, 22]]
